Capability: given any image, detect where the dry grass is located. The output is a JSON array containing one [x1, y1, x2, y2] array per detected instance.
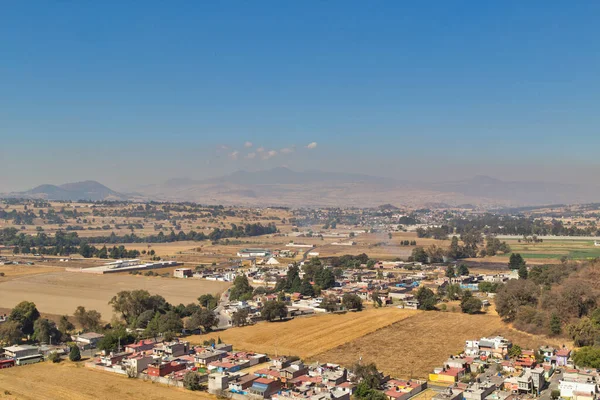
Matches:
[[0, 264, 65, 282], [316, 232, 448, 260], [0, 271, 230, 318], [0, 361, 213, 400], [313, 311, 571, 379], [188, 308, 419, 359], [411, 389, 437, 400]]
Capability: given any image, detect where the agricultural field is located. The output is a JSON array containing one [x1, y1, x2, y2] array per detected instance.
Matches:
[[0, 362, 213, 400], [0, 201, 295, 238], [189, 308, 419, 358], [0, 271, 230, 318], [0, 264, 65, 282], [313, 310, 570, 379], [472, 238, 600, 265], [306, 232, 447, 260]]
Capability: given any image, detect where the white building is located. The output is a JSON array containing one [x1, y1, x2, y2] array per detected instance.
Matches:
[[237, 249, 271, 258], [559, 373, 598, 399]]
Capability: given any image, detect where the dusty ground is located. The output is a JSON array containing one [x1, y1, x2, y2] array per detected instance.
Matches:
[[189, 308, 419, 359], [0, 264, 65, 282], [0, 271, 230, 319], [0, 361, 213, 400], [313, 310, 571, 379]]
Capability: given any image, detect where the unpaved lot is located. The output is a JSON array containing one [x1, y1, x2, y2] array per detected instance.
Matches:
[[0, 271, 230, 319], [0, 362, 213, 400], [191, 308, 419, 358], [314, 310, 570, 379]]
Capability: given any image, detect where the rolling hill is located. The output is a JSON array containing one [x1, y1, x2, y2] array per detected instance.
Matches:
[[3, 180, 127, 201]]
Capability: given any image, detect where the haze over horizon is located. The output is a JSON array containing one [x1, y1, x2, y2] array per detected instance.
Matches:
[[2, 2, 600, 193]]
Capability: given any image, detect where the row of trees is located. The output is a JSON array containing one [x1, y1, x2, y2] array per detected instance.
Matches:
[[2, 222, 278, 253], [0, 301, 99, 347], [424, 214, 600, 237]]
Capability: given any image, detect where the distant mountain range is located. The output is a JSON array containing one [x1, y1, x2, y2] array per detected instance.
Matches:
[[3, 180, 128, 201], [4, 168, 600, 207]]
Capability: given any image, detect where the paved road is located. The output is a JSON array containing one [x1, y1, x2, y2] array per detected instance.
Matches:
[[215, 288, 232, 329], [301, 247, 317, 262], [540, 369, 562, 400]]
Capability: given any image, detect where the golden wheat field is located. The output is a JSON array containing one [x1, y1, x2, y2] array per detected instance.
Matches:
[[313, 311, 571, 379], [0, 362, 213, 400], [189, 308, 419, 358], [0, 271, 230, 317]]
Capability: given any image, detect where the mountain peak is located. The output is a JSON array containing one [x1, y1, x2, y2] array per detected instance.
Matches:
[[11, 180, 126, 201], [469, 175, 503, 185]]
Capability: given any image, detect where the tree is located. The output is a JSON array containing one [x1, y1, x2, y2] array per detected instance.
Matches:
[[495, 279, 538, 322], [415, 287, 437, 310], [261, 301, 288, 321], [184, 371, 203, 391], [508, 344, 522, 358], [509, 253, 526, 270], [33, 318, 61, 344], [290, 276, 302, 293], [9, 301, 40, 336], [300, 277, 315, 297], [315, 268, 335, 290], [186, 309, 217, 332], [457, 264, 469, 276], [98, 245, 108, 259], [460, 292, 482, 314], [446, 236, 463, 260], [320, 295, 339, 312], [478, 282, 500, 293], [352, 362, 381, 389], [342, 293, 363, 311], [198, 294, 218, 310], [69, 345, 81, 362], [445, 265, 455, 278], [0, 320, 23, 345], [518, 264, 528, 280], [58, 315, 75, 335], [229, 275, 254, 301], [567, 318, 599, 347], [158, 311, 183, 334], [425, 245, 444, 263], [232, 309, 249, 327], [573, 346, 600, 369], [410, 247, 428, 263], [73, 306, 102, 332], [461, 231, 482, 258], [97, 326, 135, 352], [371, 290, 383, 308], [549, 313, 562, 335], [134, 309, 156, 329], [443, 283, 463, 301], [109, 290, 168, 325]]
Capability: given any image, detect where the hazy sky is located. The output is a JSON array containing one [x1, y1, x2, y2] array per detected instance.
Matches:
[[1, 1, 600, 192]]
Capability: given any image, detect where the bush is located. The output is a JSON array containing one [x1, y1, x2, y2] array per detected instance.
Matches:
[[48, 351, 61, 363], [69, 345, 81, 362], [183, 371, 203, 391]]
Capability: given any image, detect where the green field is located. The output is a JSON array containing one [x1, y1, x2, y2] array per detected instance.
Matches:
[[497, 239, 600, 261]]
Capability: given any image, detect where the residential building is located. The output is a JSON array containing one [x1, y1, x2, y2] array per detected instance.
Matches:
[[2, 345, 40, 359], [249, 377, 282, 398], [559, 373, 598, 399], [209, 372, 232, 394], [174, 268, 193, 278], [72, 332, 105, 347], [147, 361, 186, 377]]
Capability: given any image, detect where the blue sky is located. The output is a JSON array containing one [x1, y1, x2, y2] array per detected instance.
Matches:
[[1, 1, 599, 191]]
